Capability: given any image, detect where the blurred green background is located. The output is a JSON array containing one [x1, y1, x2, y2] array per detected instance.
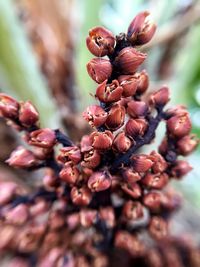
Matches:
[[0, 0, 200, 204]]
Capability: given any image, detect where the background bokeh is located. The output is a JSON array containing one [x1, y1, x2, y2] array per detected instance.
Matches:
[[0, 0, 200, 206]]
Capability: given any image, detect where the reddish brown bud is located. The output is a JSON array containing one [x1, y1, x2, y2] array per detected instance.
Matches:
[[87, 58, 112, 83], [6, 146, 38, 168], [0, 182, 17, 205], [142, 173, 168, 189], [88, 171, 112, 192], [80, 135, 92, 153], [158, 137, 168, 155], [71, 186, 92, 206], [0, 93, 19, 118], [19, 101, 39, 127], [99, 207, 115, 228], [167, 114, 192, 138], [143, 192, 163, 212], [57, 146, 81, 164], [5, 204, 29, 225], [114, 47, 147, 74], [125, 118, 147, 138], [95, 80, 123, 103], [123, 200, 144, 220], [177, 135, 199, 156], [90, 130, 113, 150], [112, 132, 132, 153], [127, 11, 156, 45], [136, 70, 149, 94], [105, 104, 125, 130], [150, 151, 168, 173], [149, 86, 170, 106], [86, 26, 115, 56], [118, 75, 138, 97], [132, 154, 154, 172], [59, 163, 80, 185], [80, 209, 97, 227], [82, 105, 108, 127], [122, 182, 142, 199], [171, 160, 192, 178], [127, 100, 148, 118], [149, 216, 168, 239], [81, 148, 101, 169], [122, 168, 141, 184], [29, 128, 56, 148], [165, 105, 188, 118]]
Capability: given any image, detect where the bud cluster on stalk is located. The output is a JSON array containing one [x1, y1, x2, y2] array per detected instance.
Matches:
[[0, 11, 199, 267]]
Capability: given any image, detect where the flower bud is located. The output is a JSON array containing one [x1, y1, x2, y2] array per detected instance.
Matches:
[[90, 130, 113, 150], [112, 132, 132, 153], [136, 70, 149, 94], [105, 104, 125, 130], [86, 26, 115, 56], [149, 216, 168, 240], [171, 160, 192, 178], [80, 209, 97, 227], [123, 200, 144, 221], [118, 75, 138, 97], [150, 151, 168, 173], [88, 171, 112, 192], [59, 163, 80, 185], [142, 173, 168, 189], [87, 58, 112, 83], [71, 186, 92, 206], [149, 86, 170, 107], [143, 192, 163, 212], [158, 137, 168, 155], [122, 168, 141, 184], [6, 146, 38, 168], [114, 47, 147, 74], [167, 114, 191, 138], [177, 135, 199, 156], [57, 146, 81, 164], [125, 118, 147, 138], [81, 148, 101, 169], [99, 207, 115, 228], [95, 80, 123, 103], [82, 105, 108, 127], [80, 135, 92, 152], [0, 93, 19, 119], [132, 154, 154, 172], [29, 128, 56, 148], [19, 101, 39, 127], [5, 204, 29, 225], [121, 182, 142, 199], [127, 100, 148, 118], [0, 225, 15, 250], [127, 11, 156, 45], [0, 181, 18, 205], [165, 105, 188, 118]]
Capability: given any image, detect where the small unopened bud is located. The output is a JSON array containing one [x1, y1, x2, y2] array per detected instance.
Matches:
[[149, 86, 170, 106], [87, 58, 112, 83], [6, 146, 38, 168], [88, 171, 112, 192], [136, 70, 149, 94], [123, 200, 144, 220], [167, 114, 192, 138], [0, 93, 19, 119], [80, 209, 97, 227], [143, 192, 162, 212], [105, 104, 125, 130], [118, 75, 138, 97], [122, 182, 142, 199], [177, 134, 199, 156], [115, 47, 146, 74], [82, 105, 108, 127], [149, 216, 168, 240], [127, 11, 156, 45], [81, 148, 101, 169], [71, 186, 92, 206], [29, 128, 56, 148], [125, 118, 147, 138], [142, 173, 168, 189], [5, 204, 29, 225], [19, 101, 39, 127], [122, 168, 141, 184], [0, 181, 17, 205], [95, 80, 123, 103], [90, 130, 113, 150], [132, 154, 154, 172], [57, 146, 81, 164], [59, 163, 80, 185], [86, 26, 115, 56], [80, 135, 92, 152], [127, 100, 148, 118], [150, 151, 168, 173], [171, 160, 192, 178], [112, 132, 132, 153], [165, 105, 188, 118]]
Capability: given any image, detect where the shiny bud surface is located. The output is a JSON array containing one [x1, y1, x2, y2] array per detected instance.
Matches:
[[88, 171, 112, 192], [112, 132, 132, 153], [82, 105, 108, 127], [0, 93, 19, 119], [95, 80, 123, 103], [105, 104, 125, 130], [127, 100, 148, 118], [19, 101, 39, 127], [29, 128, 56, 148], [87, 58, 112, 83]]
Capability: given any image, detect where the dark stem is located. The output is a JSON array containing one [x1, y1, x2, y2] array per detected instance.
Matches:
[[55, 129, 74, 146]]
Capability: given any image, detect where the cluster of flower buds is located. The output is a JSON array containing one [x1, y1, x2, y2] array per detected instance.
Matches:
[[0, 11, 199, 267]]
